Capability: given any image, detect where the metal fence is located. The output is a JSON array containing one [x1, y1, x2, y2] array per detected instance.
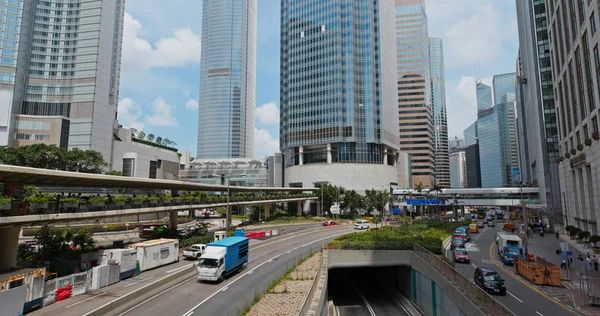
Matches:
[[413, 244, 515, 316]]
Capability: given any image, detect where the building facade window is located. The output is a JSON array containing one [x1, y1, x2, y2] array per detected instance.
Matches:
[[122, 158, 134, 177]]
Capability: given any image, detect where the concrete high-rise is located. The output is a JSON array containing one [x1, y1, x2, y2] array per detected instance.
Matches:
[[515, 0, 562, 222], [280, 0, 400, 193], [396, 0, 434, 188], [2, 0, 125, 162], [429, 37, 450, 187], [449, 150, 467, 188], [548, 0, 600, 234], [197, 0, 256, 159]]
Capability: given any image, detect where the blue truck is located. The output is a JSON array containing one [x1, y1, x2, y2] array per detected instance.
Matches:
[[196, 235, 249, 282], [496, 231, 523, 265]]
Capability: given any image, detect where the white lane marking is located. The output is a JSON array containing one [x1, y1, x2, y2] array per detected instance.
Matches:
[[287, 250, 292, 254], [507, 291, 523, 303], [117, 278, 194, 316], [246, 270, 253, 275], [348, 282, 376, 316], [221, 286, 228, 292], [567, 305, 575, 310], [553, 297, 560, 301], [467, 228, 486, 250], [123, 276, 155, 288], [181, 230, 353, 315], [471, 263, 477, 268], [536, 311, 543, 316], [267, 259, 273, 263], [65, 292, 106, 308], [166, 264, 193, 274], [183, 312, 194, 316]]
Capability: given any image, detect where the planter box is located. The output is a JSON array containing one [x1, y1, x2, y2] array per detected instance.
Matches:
[[162, 200, 172, 205], [29, 202, 48, 210], [114, 201, 126, 206], [173, 200, 182, 205], [148, 200, 158, 205], [132, 200, 144, 205], [1, 203, 11, 210], [61, 202, 78, 208], [91, 202, 105, 208]]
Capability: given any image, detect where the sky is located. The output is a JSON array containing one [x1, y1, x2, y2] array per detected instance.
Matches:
[[117, 0, 519, 158]]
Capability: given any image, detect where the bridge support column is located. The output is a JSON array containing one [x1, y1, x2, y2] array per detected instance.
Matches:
[[297, 200, 302, 216], [169, 211, 178, 231], [0, 226, 20, 270], [264, 203, 270, 220]]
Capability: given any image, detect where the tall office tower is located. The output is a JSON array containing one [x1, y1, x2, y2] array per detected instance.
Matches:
[[197, 0, 256, 159], [477, 99, 518, 187], [449, 136, 465, 151], [463, 121, 478, 146], [395, 0, 434, 188], [3, 0, 125, 163], [548, 0, 600, 234], [492, 72, 517, 104], [515, 0, 561, 221], [465, 143, 481, 188], [449, 150, 466, 188], [280, 0, 400, 194], [476, 81, 493, 113], [429, 37, 450, 187]]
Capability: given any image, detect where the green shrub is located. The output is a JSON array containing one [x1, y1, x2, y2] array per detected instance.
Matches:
[[113, 195, 128, 203], [26, 194, 50, 203], [60, 197, 79, 204], [131, 195, 146, 202], [163, 193, 174, 201], [589, 235, 600, 244], [181, 235, 214, 247], [578, 231, 591, 240], [147, 196, 160, 201], [570, 228, 582, 236], [88, 196, 107, 204], [0, 196, 13, 204]]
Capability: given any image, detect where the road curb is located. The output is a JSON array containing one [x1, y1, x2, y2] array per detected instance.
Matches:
[[83, 265, 196, 316]]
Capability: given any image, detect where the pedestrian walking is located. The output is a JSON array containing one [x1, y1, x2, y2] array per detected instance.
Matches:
[[556, 229, 560, 239], [593, 255, 599, 271]]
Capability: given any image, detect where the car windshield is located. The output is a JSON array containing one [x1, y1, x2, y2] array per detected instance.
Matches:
[[506, 248, 520, 255], [484, 272, 502, 281], [455, 249, 468, 255], [198, 258, 219, 268]]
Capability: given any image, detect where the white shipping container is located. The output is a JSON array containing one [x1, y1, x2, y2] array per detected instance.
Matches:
[[91, 265, 109, 290], [99, 249, 137, 279], [108, 265, 121, 285], [129, 239, 179, 272]]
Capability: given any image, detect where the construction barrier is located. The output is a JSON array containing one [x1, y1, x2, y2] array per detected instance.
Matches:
[[515, 257, 561, 286]]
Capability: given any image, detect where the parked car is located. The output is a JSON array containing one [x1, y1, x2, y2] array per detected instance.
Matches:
[[458, 217, 466, 221], [477, 222, 485, 228], [323, 220, 338, 226], [354, 220, 370, 230], [487, 221, 495, 227], [454, 248, 470, 263], [183, 244, 207, 260], [474, 267, 506, 295], [452, 234, 467, 249]]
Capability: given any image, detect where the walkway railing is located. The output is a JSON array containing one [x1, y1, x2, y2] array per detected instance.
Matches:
[[413, 244, 515, 316]]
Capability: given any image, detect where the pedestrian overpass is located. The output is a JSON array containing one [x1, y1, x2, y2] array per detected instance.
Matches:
[[393, 187, 542, 208]]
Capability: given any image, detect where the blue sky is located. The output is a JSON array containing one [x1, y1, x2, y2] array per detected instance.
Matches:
[[117, 0, 518, 158]]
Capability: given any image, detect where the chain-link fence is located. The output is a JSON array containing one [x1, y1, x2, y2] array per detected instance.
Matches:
[[413, 244, 515, 316]]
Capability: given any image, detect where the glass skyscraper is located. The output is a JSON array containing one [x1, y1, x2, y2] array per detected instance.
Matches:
[[476, 81, 493, 113], [396, 0, 435, 188], [463, 121, 478, 146], [0, 0, 125, 162], [280, 0, 400, 193], [197, 0, 256, 159], [493, 72, 517, 104], [429, 37, 449, 187]]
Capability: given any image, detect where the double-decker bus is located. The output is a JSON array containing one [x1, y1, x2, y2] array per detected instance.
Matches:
[[477, 209, 486, 219]]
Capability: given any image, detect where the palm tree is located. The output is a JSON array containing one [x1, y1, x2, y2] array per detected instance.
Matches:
[[431, 181, 444, 217], [413, 182, 424, 217]]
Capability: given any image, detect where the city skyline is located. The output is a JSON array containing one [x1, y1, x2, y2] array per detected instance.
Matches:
[[113, 0, 519, 158]]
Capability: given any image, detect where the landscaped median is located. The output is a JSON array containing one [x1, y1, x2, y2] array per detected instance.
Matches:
[[325, 220, 471, 254], [241, 251, 322, 316]]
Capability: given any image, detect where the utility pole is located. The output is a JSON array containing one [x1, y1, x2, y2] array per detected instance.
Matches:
[[522, 183, 528, 256]]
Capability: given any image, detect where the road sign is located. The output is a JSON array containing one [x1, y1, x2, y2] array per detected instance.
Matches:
[[566, 251, 573, 256], [391, 208, 400, 215], [330, 205, 340, 215]]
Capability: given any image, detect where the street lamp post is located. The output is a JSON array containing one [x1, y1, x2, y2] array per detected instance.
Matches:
[[214, 173, 232, 232], [313, 181, 330, 217]]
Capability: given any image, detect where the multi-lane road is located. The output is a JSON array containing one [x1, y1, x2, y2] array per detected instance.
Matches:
[[329, 268, 411, 316], [35, 223, 355, 316], [455, 223, 577, 316]]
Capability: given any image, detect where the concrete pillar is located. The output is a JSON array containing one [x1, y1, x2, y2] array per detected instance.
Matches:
[[383, 147, 388, 165], [0, 227, 20, 270], [299, 146, 304, 165], [169, 211, 178, 231], [265, 203, 270, 220], [327, 143, 332, 164], [297, 200, 303, 216]]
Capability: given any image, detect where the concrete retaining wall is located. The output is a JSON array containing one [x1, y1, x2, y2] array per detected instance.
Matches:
[[327, 250, 413, 268]]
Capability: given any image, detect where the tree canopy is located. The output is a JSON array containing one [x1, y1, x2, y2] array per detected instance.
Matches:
[[0, 144, 108, 173]]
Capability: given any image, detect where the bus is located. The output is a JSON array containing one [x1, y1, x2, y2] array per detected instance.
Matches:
[[477, 209, 486, 219]]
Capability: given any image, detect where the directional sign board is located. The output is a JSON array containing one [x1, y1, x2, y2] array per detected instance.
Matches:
[[566, 251, 573, 256], [330, 205, 340, 215]]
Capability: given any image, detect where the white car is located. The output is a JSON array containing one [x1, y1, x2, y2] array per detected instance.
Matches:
[[183, 244, 206, 260], [354, 220, 370, 230]]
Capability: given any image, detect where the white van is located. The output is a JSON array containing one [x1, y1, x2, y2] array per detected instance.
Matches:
[[354, 220, 370, 230]]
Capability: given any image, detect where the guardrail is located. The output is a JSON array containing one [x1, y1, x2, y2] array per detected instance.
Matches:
[[299, 249, 327, 316], [413, 244, 515, 316]]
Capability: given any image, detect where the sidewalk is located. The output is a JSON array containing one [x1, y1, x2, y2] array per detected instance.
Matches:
[[526, 231, 600, 315]]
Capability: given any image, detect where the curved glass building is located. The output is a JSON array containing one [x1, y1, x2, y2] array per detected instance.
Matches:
[[280, 0, 400, 193], [197, 0, 256, 159]]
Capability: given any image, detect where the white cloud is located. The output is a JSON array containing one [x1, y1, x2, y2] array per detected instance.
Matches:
[[445, 76, 493, 138], [185, 99, 199, 110], [255, 102, 280, 125], [254, 129, 279, 158], [121, 12, 201, 71], [117, 97, 144, 131], [145, 97, 179, 127]]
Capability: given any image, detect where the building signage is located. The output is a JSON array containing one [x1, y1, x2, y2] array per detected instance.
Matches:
[[406, 199, 445, 205], [571, 153, 587, 169], [512, 167, 521, 183], [391, 208, 401, 215]]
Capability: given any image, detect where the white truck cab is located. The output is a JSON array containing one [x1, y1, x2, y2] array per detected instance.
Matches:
[[197, 247, 226, 282]]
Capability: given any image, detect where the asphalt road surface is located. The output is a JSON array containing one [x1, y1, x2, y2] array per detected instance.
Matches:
[[329, 269, 410, 316], [115, 225, 355, 316], [454, 224, 576, 316]]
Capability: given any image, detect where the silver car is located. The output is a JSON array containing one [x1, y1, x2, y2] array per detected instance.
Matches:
[[354, 220, 370, 230]]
